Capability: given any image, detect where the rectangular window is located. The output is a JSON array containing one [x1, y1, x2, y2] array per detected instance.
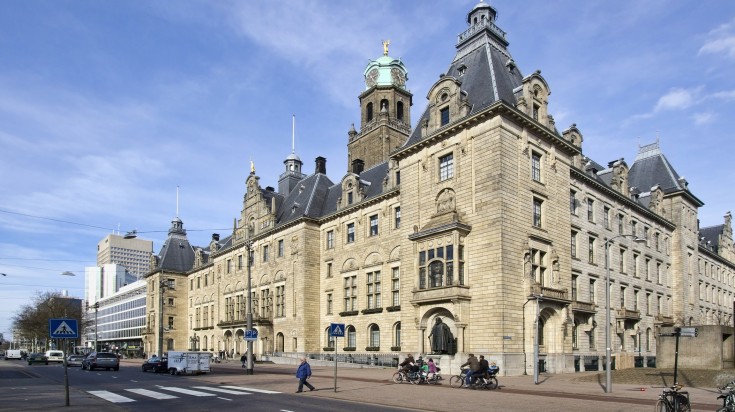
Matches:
[[570, 190, 577, 215], [656, 262, 662, 284], [533, 198, 543, 228], [645, 258, 651, 281], [346, 223, 355, 243], [631, 220, 637, 237], [646, 293, 651, 315], [197, 276, 201, 289], [619, 248, 626, 273], [620, 286, 626, 308], [571, 231, 577, 258], [532, 104, 539, 120], [347, 191, 353, 204], [326, 230, 334, 249], [531, 152, 541, 182], [588, 237, 596, 264], [634, 290, 639, 311], [589, 279, 596, 303], [366, 271, 381, 309], [326, 262, 332, 278], [439, 153, 454, 181], [603, 206, 610, 229], [326, 293, 333, 315], [531, 249, 547, 286], [276, 285, 284, 317], [618, 213, 624, 233], [168, 316, 174, 329], [278, 239, 284, 257], [391, 267, 400, 306], [369, 214, 379, 236], [262, 245, 269, 262], [344, 275, 357, 311], [238, 255, 243, 270], [440, 107, 449, 126], [394, 206, 401, 229], [226, 259, 232, 274], [587, 199, 595, 222], [633, 253, 640, 277], [571, 275, 578, 301]]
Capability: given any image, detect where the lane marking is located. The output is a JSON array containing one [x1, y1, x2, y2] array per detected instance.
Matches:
[[220, 385, 281, 394], [217, 397, 232, 401], [156, 386, 216, 397], [191, 386, 253, 395], [126, 388, 179, 400], [87, 390, 136, 403]]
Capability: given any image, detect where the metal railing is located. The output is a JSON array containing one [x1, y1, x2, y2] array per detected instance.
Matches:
[[275, 351, 401, 368]]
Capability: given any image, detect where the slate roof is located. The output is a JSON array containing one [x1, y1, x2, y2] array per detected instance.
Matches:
[[155, 217, 196, 273], [629, 142, 690, 197], [405, 8, 523, 148], [699, 225, 723, 253], [274, 171, 335, 226]]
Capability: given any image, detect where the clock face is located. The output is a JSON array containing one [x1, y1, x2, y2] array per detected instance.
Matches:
[[366, 68, 379, 87], [391, 68, 406, 86]]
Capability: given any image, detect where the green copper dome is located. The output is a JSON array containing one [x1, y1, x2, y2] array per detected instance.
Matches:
[[363, 42, 408, 90]]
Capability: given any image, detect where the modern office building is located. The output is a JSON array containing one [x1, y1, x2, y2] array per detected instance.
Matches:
[[143, 2, 735, 374], [97, 234, 153, 279], [85, 263, 137, 305], [84, 280, 146, 357]]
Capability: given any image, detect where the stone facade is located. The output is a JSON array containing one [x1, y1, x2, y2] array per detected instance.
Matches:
[[143, 2, 735, 375]]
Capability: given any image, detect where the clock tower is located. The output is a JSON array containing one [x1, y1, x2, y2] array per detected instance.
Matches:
[[347, 41, 412, 171]]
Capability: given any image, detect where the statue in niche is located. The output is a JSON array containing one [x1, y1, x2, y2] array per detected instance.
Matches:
[[428, 317, 454, 354], [550, 249, 560, 286], [437, 189, 456, 214]]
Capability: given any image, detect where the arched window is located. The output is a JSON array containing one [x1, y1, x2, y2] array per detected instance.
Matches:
[[369, 324, 380, 347], [203, 335, 208, 351], [366, 102, 373, 122], [429, 261, 443, 287], [324, 328, 334, 348], [394, 322, 401, 348], [347, 325, 356, 348], [397, 101, 404, 121], [277, 332, 285, 352]]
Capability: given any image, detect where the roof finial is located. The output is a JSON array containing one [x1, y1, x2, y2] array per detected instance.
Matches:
[[292, 114, 296, 154], [250, 158, 255, 174], [382, 39, 390, 56], [176, 185, 180, 218]]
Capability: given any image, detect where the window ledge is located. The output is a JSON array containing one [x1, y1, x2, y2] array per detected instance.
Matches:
[[361, 308, 384, 315], [339, 311, 359, 317], [386, 305, 401, 312]]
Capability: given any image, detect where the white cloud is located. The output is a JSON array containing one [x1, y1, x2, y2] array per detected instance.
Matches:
[[699, 18, 735, 59], [711, 89, 735, 101], [653, 87, 702, 112], [692, 112, 715, 125]]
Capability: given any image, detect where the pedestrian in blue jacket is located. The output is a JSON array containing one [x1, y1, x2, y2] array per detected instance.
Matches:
[[295, 357, 315, 393]]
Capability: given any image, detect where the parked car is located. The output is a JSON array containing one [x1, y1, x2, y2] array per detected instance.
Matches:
[[27, 353, 48, 365], [141, 356, 168, 373], [67, 355, 85, 367], [45, 350, 64, 363], [4, 349, 22, 360], [82, 352, 119, 371]]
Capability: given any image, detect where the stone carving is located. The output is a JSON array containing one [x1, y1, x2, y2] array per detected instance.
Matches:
[[428, 317, 454, 354], [549, 146, 557, 172], [550, 249, 559, 286], [437, 188, 456, 214]]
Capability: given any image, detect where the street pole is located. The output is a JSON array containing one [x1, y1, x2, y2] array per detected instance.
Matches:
[[246, 238, 254, 375], [605, 238, 612, 394], [94, 302, 99, 353], [533, 295, 542, 384], [158, 280, 166, 357]]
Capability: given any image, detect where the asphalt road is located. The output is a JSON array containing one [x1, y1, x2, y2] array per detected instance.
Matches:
[[0, 359, 414, 412]]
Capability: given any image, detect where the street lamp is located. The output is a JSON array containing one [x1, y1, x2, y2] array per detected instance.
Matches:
[[604, 234, 645, 393], [245, 230, 254, 375], [159, 279, 168, 357]]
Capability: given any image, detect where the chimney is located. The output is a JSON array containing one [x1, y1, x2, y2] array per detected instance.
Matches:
[[212, 233, 220, 242], [315, 156, 327, 174], [265, 186, 275, 192], [352, 159, 365, 175]]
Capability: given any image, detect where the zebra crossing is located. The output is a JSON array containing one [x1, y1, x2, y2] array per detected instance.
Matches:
[[88, 385, 281, 403]]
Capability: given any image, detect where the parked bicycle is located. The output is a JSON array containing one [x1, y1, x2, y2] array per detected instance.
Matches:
[[717, 381, 735, 412], [655, 384, 690, 412], [450, 368, 498, 390]]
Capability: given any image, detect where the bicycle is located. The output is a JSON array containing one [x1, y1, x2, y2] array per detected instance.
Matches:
[[655, 384, 690, 412], [392, 368, 422, 384], [450, 369, 469, 388], [717, 381, 735, 412], [450, 369, 497, 389]]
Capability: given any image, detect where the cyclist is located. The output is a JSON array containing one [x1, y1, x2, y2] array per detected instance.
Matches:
[[461, 353, 482, 387], [479, 355, 489, 379], [399, 353, 415, 375]]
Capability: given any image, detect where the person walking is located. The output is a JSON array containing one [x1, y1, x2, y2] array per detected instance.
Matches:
[[295, 357, 315, 393]]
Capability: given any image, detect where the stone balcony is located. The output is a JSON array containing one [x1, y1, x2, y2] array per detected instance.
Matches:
[[617, 308, 641, 320], [654, 314, 674, 325], [571, 300, 596, 313], [411, 285, 471, 305], [530, 284, 570, 303]]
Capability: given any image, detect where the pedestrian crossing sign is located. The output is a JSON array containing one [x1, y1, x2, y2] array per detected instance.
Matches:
[[329, 323, 345, 337], [49, 319, 79, 339]]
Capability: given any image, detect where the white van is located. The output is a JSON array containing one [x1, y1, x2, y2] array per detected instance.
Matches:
[[5, 349, 22, 360], [45, 350, 64, 363]]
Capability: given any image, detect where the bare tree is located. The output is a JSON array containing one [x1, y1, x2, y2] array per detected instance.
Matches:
[[12, 291, 83, 350]]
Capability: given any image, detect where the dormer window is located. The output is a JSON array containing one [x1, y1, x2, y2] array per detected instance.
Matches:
[[347, 191, 353, 204], [440, 107, 450, 126], [532, 104, 539, 121], [457, 65, 467, 76]]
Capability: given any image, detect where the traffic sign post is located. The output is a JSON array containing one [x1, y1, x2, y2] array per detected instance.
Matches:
[[50, 319, 78, 407], [658, 327, 699, 386], [244, 329, 258, 341], [329, 323, 345, 393]]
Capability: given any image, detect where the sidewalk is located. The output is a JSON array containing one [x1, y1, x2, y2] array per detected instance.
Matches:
[[145, 358, 725, 412]]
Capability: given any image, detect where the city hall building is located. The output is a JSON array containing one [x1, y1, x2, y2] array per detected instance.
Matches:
[[142, 2, 735, 374]]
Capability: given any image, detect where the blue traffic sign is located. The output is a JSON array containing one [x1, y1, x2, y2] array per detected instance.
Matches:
[[245, 329, 258, 341], [329, 323, 345, 337], [49, 319, 79, 339]]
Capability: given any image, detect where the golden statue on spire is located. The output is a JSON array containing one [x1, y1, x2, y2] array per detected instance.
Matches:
[[382, 39, 390, 56], [250, 159, 255, 174]]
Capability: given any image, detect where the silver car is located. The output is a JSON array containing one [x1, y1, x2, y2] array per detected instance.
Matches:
[[67, 355, 85, 367], [82, 352, 120, 371]]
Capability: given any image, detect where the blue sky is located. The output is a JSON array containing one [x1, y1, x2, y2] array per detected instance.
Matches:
[[1, 0, 734, 340]]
